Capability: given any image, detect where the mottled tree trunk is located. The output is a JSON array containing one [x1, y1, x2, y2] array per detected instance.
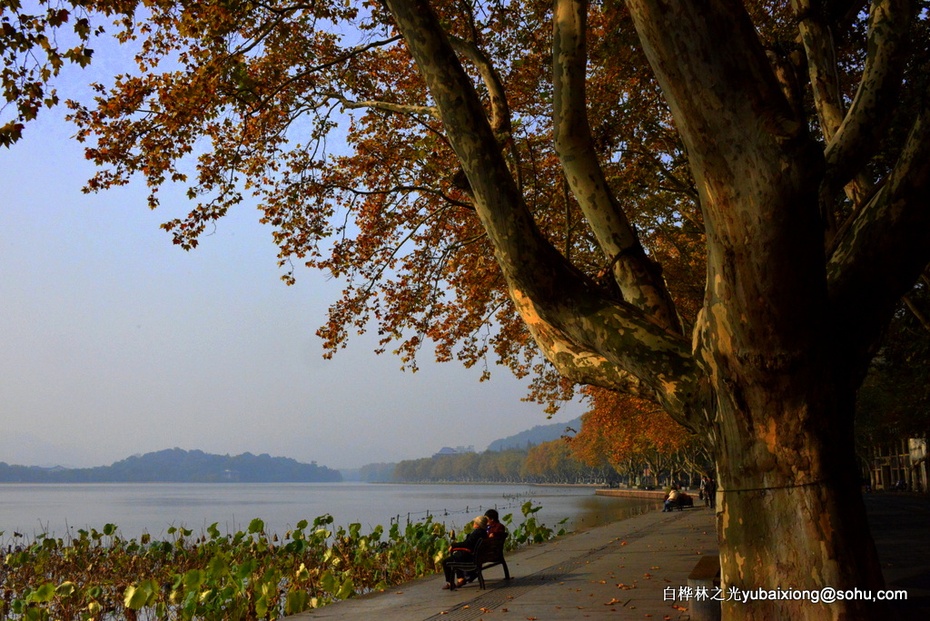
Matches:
[[630, 0, 888, 611], [712, 382, 885, 619]]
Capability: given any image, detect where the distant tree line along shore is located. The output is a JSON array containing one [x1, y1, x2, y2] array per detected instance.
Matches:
[[363, 443, 708, 489]]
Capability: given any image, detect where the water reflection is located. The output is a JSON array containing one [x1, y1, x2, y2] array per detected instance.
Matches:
[[566, 495, 661, 530]]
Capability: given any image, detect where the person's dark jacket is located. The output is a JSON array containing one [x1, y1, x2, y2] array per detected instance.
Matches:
[[452, 526, 487, 556]]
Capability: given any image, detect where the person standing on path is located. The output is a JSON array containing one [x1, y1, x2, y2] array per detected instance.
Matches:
[[705, 477, 717, 509]]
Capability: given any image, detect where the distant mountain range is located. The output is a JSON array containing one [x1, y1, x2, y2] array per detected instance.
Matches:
[[0, 418, 581, 484], [485, 416, 581, 452], [0, 448, 342, 483]]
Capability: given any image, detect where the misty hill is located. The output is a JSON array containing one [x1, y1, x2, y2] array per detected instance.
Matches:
[[485, 417, 582, 451], [0, 448, 342, 483]]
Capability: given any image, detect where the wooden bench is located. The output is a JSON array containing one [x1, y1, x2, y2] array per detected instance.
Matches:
[[446, 534, 511, 590], [687, 555, 721, 621]]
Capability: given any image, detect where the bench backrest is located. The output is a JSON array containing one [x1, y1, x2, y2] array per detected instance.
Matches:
[[475, 534, 507, 564]]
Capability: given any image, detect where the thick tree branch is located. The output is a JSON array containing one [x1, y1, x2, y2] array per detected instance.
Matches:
[[828, 102, 930, 376], [822, 0, 909, 201], [522, 312, 656, 396], [628, 0, 828, 372], [793, 0, 883, 239], [512, 288, 701, 432], [382, 0, 700, 422], [448, 36, 511, 142], [331, 182, 473, 210], [448, 35, 524, 192], [794, 0, 846, 142], [324, 91, 438, 118], [552, 0, 681, 335]]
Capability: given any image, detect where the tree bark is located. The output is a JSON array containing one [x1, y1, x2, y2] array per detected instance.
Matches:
[[625, 0, 893, 617], [552, 0, 681, 335], [713, 381, 885, 619], [381, 0, 927, 618]]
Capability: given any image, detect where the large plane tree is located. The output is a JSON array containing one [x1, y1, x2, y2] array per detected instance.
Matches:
[[3, 0, 929, 618]]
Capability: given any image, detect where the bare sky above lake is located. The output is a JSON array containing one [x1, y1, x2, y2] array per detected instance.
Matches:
[[0, 109, 583, 471]]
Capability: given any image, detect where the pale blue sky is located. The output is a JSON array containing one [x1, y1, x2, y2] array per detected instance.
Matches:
[[0, 90, 582, 470]]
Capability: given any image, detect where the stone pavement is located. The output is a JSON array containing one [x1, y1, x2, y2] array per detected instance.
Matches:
[[289, 505, 717, 621], [863, 492, 930, 616], [287, 493, 930, 620]]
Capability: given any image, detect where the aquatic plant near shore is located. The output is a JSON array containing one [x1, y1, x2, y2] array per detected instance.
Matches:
[[0, 502, 562, 620], [505, 500, 569, 545]]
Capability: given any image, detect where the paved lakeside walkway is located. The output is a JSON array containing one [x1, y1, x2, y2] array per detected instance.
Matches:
[[288, 493, 930, 620], [290, 506, 716, 620]]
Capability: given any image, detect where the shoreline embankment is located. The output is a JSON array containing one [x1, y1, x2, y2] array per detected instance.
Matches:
[[594, 488, 667, 500]]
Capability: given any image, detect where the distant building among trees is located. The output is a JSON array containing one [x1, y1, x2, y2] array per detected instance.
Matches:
[[864, 438, 928, 493], [431, 446, 475, 458]]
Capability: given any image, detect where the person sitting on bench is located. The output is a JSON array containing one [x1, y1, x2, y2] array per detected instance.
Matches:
[[442, 515, 488, 589], [485, 509, 506, 539], [663, 486, 681, 512], [461, 508, 506, 584]]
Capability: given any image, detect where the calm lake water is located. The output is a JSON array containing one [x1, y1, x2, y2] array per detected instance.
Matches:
[[0, 483, 659, 543]]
